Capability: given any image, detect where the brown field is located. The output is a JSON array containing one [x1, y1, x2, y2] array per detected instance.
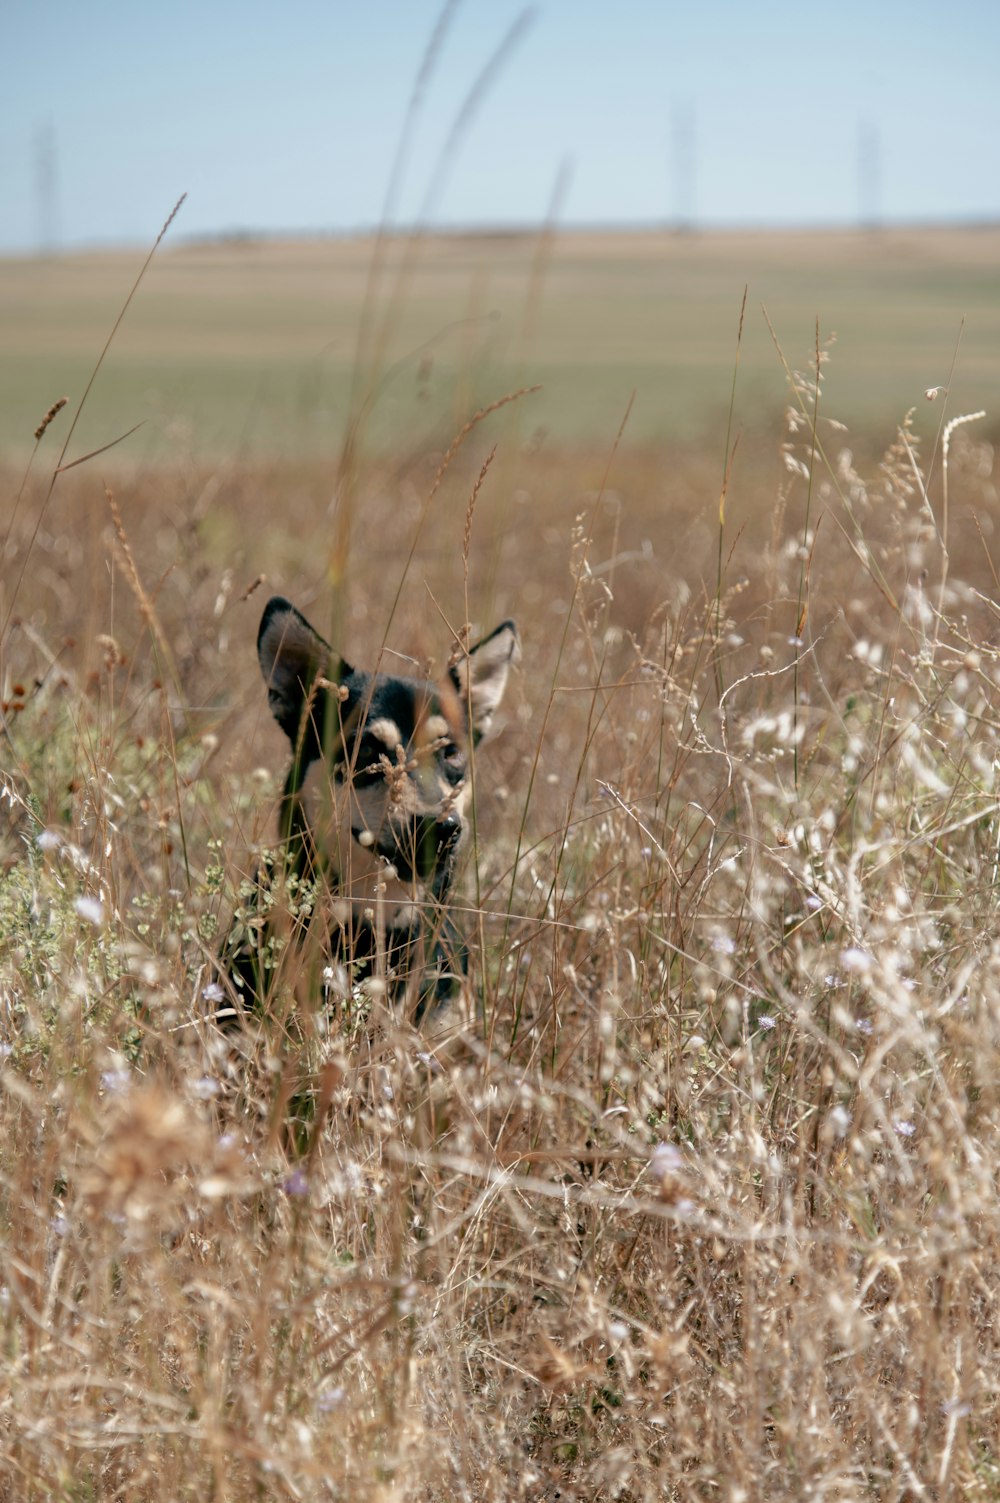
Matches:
[[2, 226, 1000, 1498]]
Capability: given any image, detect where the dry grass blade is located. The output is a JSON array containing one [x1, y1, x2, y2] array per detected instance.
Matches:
[[1, 193, 186, 647], [54, 193, 186, 477], [375, 384, 541, 663], [55, 420, 146, 473], [105, 487, 181, 697]]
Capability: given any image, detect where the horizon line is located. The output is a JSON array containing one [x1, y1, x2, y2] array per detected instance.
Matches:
[[4, 213, 999, 260]]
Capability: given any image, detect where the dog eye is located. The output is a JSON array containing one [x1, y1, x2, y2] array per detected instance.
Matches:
[[439, 742, 466, 773], [350, 738, 385, 786]]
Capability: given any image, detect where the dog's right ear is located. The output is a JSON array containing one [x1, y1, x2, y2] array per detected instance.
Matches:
[[257, 597, 348, 746], [449, 619, 520, 744]]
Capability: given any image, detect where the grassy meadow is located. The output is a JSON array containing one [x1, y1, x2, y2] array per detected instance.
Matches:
[[3, 224, 1000, 1499], [2, 225, 999, 461]]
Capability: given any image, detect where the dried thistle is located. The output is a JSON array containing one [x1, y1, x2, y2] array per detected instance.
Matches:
[[529, 1334, 598, 1392], [79, 1084, 208, 1223]]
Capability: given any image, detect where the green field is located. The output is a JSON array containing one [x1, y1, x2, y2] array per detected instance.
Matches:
[[2, 225, 998, 464]]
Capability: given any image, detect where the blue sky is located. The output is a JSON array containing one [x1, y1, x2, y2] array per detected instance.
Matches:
[[2, 0, 998, 251]]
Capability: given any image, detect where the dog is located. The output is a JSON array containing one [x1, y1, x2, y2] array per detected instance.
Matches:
[[221, 595, 518, 1028]]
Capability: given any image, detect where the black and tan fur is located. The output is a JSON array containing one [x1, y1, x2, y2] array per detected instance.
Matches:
[[221, 596, 518, 1026]]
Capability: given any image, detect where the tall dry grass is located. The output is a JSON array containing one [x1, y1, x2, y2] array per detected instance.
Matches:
[[3, 346, 1000, 1499]]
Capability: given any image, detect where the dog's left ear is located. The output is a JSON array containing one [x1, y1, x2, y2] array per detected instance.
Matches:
[[257, 596, 348, 749], [449, 619, 520, 744]]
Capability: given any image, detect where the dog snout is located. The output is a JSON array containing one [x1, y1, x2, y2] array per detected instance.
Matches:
[[412, 813, 462, 878], [436, 814, 463, 853]]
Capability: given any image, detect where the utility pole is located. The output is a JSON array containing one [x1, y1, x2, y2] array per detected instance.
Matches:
[[858, 117, 882, 233], [34, 119, 59, 255], [670, 100, 696, 235]]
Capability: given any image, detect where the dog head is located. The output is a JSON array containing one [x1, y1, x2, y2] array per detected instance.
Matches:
[[256, 596, 518, 896]]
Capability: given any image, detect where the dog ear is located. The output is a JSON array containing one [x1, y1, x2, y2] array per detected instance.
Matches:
[[449, 619, 519, 744], [257, 597, 348, 746]]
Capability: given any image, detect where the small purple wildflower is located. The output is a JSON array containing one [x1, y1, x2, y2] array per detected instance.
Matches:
[[649, 1142, 683, 1178], [316, 1387, 346, 1414], [282, 1169, 309, 1197]]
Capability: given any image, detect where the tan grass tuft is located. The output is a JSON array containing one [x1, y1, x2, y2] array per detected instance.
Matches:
[[32, 395, 67, 442], [77, 1083, 211, 1223]]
